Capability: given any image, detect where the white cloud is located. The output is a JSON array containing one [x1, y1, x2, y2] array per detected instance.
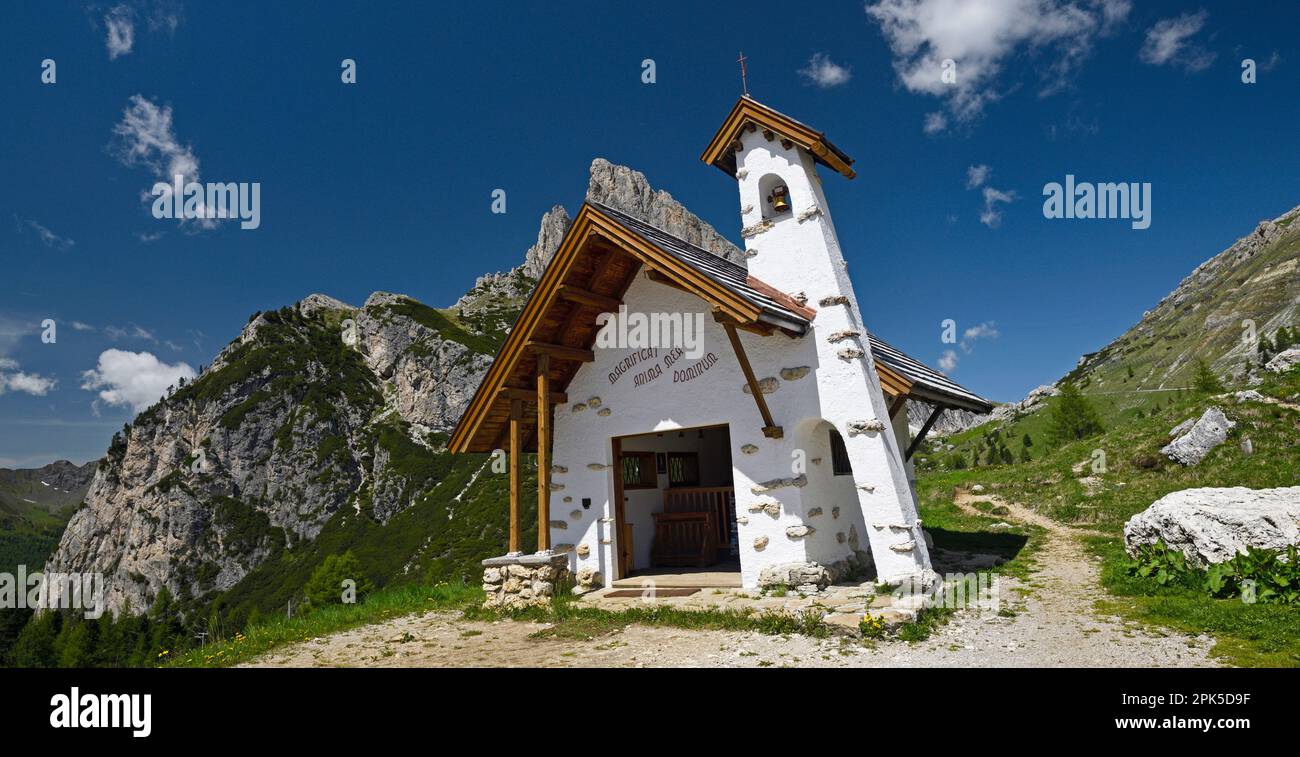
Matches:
[[799, 53, 853, 88], [937, 349, 958, 373], [104, 323, 157, 343], [1140, 10, 1215, 72], [922, 111, 948, 135], [70, 321, 95, 332], [1, 371, 57, 396], [980, 186, 1016, 227], [963, 322, 1000, 342], [966, 163, 991, 188], [81, 349, 195, 413], [105, 5, 135, 59], [19, 218, 75, 250], [110, 94, 217, 229], [866, 0, 1130, 132]]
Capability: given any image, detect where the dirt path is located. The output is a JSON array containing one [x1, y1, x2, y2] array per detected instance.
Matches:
[[246, 491, 1219, 668]]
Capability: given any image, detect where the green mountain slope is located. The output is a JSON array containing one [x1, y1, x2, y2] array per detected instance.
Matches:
[[1068, 204, 1300, 396]]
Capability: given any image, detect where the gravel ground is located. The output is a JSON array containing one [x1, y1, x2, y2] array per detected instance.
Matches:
[[245, 492, 1219, 668]]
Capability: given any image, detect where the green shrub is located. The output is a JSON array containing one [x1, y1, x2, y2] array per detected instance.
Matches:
[[305, 552, 375, 608], [1126, 540, 1300, 604]]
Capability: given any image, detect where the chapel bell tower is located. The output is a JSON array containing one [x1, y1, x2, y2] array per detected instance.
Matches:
[[699, 94, 858, 299]]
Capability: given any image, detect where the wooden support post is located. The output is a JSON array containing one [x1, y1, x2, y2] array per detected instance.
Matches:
[[722, 321, 782, 439], [888, 393, 908, 421], [509, 399, 523, 554], [905, 405, 945, 461], [536, 353, 552, 552]]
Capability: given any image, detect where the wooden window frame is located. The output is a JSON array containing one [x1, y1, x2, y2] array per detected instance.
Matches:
[[621, 451, 658, 490], [666, 451, 701, 487]]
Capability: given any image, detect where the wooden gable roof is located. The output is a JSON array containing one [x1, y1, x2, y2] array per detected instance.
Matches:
[[447, 203, 815, 454], [701, 95, 857, 179]]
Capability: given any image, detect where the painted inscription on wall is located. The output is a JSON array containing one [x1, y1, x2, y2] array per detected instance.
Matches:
[[607, 346, 719, 389]]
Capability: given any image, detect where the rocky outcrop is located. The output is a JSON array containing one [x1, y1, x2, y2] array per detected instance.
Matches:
[[357, 292, 493, 431], [586, 158, 746, 265], [1161, 407, 1235, 466], [1124, 487, 1300, 567], [907, 384, 1058, 437], [1265, 347, 1300, 373]]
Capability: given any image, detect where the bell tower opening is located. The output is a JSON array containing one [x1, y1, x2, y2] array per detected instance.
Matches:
[[758, 173, 792, 220]]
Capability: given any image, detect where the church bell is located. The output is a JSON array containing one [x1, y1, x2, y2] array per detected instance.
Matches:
[[769, 184, 791, 213]]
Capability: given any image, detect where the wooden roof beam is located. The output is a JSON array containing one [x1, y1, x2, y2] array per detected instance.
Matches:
[[498, 386, 568, 405], [557, 284, 621, 313], [721, 321, 782, 439], [525, 341, 595, 363]]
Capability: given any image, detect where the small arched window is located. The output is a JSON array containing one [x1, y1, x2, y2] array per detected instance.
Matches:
[[829, 429, 853, 476]]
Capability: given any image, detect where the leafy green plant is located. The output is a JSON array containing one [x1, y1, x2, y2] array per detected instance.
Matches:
[[1127, 541, 1300, 605]]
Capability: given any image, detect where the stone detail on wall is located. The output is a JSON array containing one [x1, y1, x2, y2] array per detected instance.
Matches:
[[549, 520, 567, 529], [551, 465, 568, 474], [563, 496, 573, 503], [741, 204, 754, 215], [482, 553, 571, 609], [838, 347, 865, 360], [550, 483, 565, 491], [745, 248, 758, 259], [857, 484, 876, 493], [741, 444, 759, 455], [574, 566, 602, 595], [779, 366, 811, 381], [736, 168, 749, 179], [753, 536, 769, 551], [810, 457, 822, 466], [832, 506, 841, 519], [735, 516, 749, 526], [586, 396, 602, 408], [747, 500, 781, 517], [576, 543, 590, 558], [569, 510, 582, 519], [554, 543, 574, 552], [741, 218, 775, 238], [793, 291, 808, 306], [587, 462, 609, 471], [848, 525, 860, 550], [890, 540, 916, 553], [751, 475, 807, 494], [827, 330, 860, 343], [807, 507, 823, 517], [741, 377, 780, 394], [572, 403, 587, 413], [597, 407, 611, 416], [786, 524, 815, 539], [846, 419, 886, 436], [796, 205, 823, 223], [836, 531, 846, 543], [819, 295, 850, 307]]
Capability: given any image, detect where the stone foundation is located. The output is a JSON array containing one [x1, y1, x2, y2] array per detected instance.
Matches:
[[481, 553, 572, 610], [757, 550, 874, 593]]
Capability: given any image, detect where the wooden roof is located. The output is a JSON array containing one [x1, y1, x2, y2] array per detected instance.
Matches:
[[701, 95, 856, 179], [447, 202, 993, 454], [447, 203, 816, 454]]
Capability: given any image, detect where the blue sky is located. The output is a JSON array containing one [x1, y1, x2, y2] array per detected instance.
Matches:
[[2, 1, 1298, 467]]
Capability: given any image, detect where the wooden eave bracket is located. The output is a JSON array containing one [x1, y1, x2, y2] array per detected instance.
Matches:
[[720, 317, 782, 439]]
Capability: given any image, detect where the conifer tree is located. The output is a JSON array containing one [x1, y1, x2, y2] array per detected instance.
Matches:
[[1046, 382, 1104, 444]]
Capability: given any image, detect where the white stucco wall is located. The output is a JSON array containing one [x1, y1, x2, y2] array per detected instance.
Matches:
[[545, 131, 933, 589]]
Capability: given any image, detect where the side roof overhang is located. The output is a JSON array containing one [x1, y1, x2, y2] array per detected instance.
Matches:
[[701, 95, 857, 179]]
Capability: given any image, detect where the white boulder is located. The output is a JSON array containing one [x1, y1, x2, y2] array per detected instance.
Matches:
[[1161, 407, 1235, 466], [1265, 347, 1300, 374], [1124, 487, 1300, 567]]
